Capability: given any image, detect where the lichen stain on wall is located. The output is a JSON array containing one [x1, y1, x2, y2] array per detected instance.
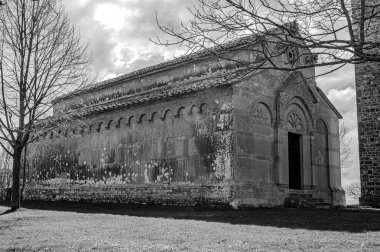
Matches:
[[28, 139, 181, 187], [209, 132, 233, 180], [27, 89, 235, 188], [29, 155, 178, 187], [209, 101, 233, 181], [194, 100, 233, 182]]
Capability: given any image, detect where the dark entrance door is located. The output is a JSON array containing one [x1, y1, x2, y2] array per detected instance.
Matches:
[[288, 132, 302, 189]]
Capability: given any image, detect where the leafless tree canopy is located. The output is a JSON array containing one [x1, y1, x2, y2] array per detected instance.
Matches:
[[339, 122, 353, 176], [0, 0, 91, 152], [344, 182, 361, 199], [0, 0, 91, 210], [155, 0, 380, 75]]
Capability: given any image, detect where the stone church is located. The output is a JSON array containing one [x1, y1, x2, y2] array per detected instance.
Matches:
[[24, 34, 345, 207]]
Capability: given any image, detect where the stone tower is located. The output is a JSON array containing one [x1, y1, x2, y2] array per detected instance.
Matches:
[[352, 0, 380, 207]]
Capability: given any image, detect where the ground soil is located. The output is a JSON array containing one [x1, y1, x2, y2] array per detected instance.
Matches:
[[0, 201, 379, 251]]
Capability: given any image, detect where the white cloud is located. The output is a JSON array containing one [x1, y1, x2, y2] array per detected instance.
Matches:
[[78, 0, 90, 6], [62, 0, 196, 80], [327, 87, 356, 115], [94, 4, 129, 31], [316, 64, 355, 92]]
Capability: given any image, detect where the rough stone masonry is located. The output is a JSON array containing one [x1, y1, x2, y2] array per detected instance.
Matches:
[[1, 32, 346, 208], [352, 0, 380, 207]]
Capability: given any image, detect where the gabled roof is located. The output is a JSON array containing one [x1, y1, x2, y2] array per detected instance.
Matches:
[[54, 22, 301, 104], [316, 87, 343, 119], [41, 67, 252, 126], [54, 34, 262, 104]]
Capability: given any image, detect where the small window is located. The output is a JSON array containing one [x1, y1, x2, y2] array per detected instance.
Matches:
[[287, 47, 299, 65]]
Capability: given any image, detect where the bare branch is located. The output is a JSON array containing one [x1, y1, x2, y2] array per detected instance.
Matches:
[[153, 0, 380, 78], [0, 0, 92, 209], [344, 183, 361, 199], [339, 122, 353, 176]]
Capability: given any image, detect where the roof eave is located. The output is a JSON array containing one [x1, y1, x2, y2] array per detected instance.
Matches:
[[316, 87, 343, 119]]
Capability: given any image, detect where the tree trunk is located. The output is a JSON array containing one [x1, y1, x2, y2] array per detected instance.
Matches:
[[11, 148, 22, 211]]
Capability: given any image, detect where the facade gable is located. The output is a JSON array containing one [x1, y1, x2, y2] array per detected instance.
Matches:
[[278, 71, 318, 107], [275, 72, 319, 130]]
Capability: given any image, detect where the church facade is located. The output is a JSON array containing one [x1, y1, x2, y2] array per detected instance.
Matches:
[[23, 36, 345, 207]]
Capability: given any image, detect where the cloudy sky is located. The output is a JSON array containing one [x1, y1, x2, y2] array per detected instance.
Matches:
[[62, 0, 360, 198]]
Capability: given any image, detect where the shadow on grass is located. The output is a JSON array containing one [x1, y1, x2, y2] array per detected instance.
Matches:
[[2, 246, 53, 252], [0, 209, 15, 216], [1, 200, 379, 233]]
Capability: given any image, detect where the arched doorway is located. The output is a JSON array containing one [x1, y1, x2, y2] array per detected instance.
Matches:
[[288, 132, 302, 189], [286, 111, 304, 189]]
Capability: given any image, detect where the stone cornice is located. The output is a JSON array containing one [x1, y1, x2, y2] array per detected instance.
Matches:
[[74, 68, 250, 117], [40, 67, 253, 128]]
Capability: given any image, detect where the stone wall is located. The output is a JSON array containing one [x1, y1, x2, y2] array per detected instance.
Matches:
[[22, 183, 234, 207], [232, 71, 277, 185], [355, 61, 380, 207], [0, 181, 342, 208], [19, 182, 286, 207], [352, 0, 380, 207], [27, 87, 234, 191]]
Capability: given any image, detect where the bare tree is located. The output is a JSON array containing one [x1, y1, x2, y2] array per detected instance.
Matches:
[[0, 145, 12, 189], [0, 0, 91, 210], [345, 182, 361, 199], [339, 122, 353, 176], [154, 0, 380, 76], [339, 122, 362, 201]]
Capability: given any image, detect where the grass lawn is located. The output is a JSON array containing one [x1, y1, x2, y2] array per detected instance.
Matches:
[[0, 202, 380, 252]]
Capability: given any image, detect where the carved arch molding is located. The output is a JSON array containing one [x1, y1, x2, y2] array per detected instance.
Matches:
[[284, 105, 308, 132], [277, 72, 319, 129], [287, 111, 303, 131], [250, 96, 275, 125], [316, 119, 329, 135]]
